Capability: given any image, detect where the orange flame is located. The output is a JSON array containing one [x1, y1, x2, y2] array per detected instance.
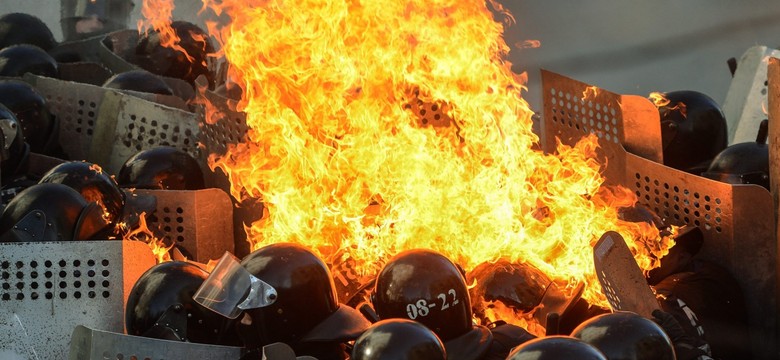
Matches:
[[121, 211, 172, 263], [138, 0, 196, 63], [649, 91, 687, 118], [515, 40, 541, 49], [88, 163, 103, 173], [480, 301, 546, 337], [648, 92, 671, 107], [581, 86, 599, 101], [195, 0, 673, 310]]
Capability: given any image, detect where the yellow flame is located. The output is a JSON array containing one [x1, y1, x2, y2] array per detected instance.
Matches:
[[138, 0, 196, 63], [477, 301, 546, 337], [88, 163, 103, 174], [121, 211, 173, 263], [649, 91, 687, 118], [581, 86, 599, 101], [191, 0, 674, 310], [648, 92, 670, 107]]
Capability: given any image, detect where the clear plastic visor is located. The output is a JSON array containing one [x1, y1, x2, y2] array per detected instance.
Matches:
[[193, 252, 277, 319]]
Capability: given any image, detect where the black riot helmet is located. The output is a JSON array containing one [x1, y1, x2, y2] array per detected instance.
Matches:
[[125, 261, 240, 345], [0, 13, 57, 51], [0, 44, 58, 78], [135, 21, 215, 87], [103, 70, 175, 96], [506, 336, 607, 360], [60, 0, 135, 42], [39, 161, 126, 226], [238, 243, 370, 352], [571, 311, 676, 360], [351, 319, 447, 360], [0, 103, 29, 184], [703, 119, 769, 190], [468, 260, 552, 318], [0, 80, 58, 155], [0, 183, 107, 242], [654, 90, 727, 173], [117, 146, 205, 190], [372, 249, 492, 360]]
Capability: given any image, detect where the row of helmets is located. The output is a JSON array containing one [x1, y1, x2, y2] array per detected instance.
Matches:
[[0, 4, 224, 182], [1, 1, 214, 89], [126, 245, 681, 360], [0, 145, 206, 243], [0, 5, 221, 243], [654, 90, 769, 190]]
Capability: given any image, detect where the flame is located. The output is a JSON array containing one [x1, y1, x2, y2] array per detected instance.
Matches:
[[88, 163, 103, 174], [121, 211, 173, 263], [478, 301, 546, 337], [648, 92, 671, 107], [515, 40, 541, 49], [80, 186, 114, 224], [581, 86, 599, 101], [192, 0, 674, 310], [138, 0, 196, 63], [649, 91, 687, 118]]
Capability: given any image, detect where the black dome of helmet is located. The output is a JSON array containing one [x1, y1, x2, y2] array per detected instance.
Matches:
[[0, 103, 29, 184], [373, 249, 473, 341], [654, 90, 728, 173], [117, 146, 205, 190], [39, 161, 126, 226], [0, 13, 56, 51], [351, 319, 447, 360], [239, 243, 369, 351], [0, 183, 107, 242], [468, 259, 552, 317], [372, 249, 493, 360], [0, 79, 57, 154], [703, 120, 769, 190], [0, 44, 58, 78], [571, 311, 675, 360], [506, 336, 607, 360], [125, 261, 239, 345], [103, 70, 174, 96], [134, 21, 215, 87]]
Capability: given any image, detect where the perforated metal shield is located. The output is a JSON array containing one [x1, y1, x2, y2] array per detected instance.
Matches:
[[23, 74, 202, 173], [541, 70, 663, 182], [58, 62, 113, 86], [0, 241, 155, 359], [542, 70, 777, 359], [68, 325, 243, 360], [722, 45, 780, 145], [593, 231, 659, 318], [24, 73, 106, 161], [136, 188, 235, 263]]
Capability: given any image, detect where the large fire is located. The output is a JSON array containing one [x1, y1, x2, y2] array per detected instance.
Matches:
[[142, 0, 675, 320]]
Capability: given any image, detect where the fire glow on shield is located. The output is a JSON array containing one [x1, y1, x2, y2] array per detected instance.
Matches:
[[139, 0, 675, 328]]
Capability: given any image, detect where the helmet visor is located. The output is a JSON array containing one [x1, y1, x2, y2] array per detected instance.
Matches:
[[63, 0, 134, 21], [193, 252, 277, 319]]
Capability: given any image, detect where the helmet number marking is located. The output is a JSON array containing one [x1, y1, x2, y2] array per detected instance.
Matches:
[[406, 299, 431, 319], [438, 289, 459, 310], [406, 289, 459, 319]]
